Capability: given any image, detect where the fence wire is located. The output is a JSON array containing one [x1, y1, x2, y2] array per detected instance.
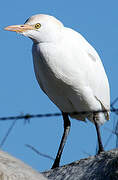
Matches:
[[0, 98, 118, 159], [0, 108, 118, 121]]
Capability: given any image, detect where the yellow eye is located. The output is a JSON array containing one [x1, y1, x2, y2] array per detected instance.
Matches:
[[35, 23, 41, 29]]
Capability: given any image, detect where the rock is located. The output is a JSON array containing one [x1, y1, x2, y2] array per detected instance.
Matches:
[[43, 149, 118, 180], [0, 150, 48, 180]]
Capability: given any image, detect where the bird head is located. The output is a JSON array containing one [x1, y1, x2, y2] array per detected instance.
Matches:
[[4, 14, 64, 43]]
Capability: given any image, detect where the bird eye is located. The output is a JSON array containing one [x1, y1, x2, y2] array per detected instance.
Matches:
[[35, 23, 41, 29]]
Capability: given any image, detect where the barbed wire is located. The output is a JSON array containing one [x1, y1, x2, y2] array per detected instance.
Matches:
[[0, 108, 118, 121], [0, 98, 118, 160]]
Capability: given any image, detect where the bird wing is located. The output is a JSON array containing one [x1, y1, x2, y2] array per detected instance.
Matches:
[[32, 27, 110, 121], [63, 28, 110, 115]]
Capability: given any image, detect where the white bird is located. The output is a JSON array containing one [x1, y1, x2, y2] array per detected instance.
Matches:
[[5, 14, 110, 168]]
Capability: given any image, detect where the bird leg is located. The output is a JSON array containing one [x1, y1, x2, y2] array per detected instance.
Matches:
[[93, 113, 104, 154], [51, 112, 71, 169]]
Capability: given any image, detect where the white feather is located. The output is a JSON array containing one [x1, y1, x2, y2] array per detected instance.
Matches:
[[25, 14, 110, 125]]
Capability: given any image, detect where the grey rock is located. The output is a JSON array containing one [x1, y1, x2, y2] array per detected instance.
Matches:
[[0, 148, 117, 180], [0, 150, 48, 180], [43, 149, 118, 180]]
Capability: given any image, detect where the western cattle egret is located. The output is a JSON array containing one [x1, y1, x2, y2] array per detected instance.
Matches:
[[5, 14, 110, 169]]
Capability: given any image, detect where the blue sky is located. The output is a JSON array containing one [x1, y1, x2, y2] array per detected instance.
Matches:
[[0, 0, 118, 172]]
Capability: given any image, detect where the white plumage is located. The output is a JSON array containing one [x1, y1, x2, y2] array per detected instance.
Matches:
[[26, 14, 110, 124], [4, 14, 110, 167]]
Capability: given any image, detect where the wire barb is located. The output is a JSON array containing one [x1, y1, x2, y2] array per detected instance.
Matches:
[[0, 108, 117, 121]]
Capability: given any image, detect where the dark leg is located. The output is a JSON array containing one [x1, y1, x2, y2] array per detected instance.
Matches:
[[51, 112, 71, 169], [93, 113, 104, 154]]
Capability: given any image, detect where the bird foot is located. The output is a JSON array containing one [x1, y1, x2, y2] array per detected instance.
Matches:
[[97, 148, 104, 155]]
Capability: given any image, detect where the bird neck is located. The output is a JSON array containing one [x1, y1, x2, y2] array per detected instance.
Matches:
[[32, 28, 63, 44]]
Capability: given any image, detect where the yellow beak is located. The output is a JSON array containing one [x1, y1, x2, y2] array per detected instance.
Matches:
[[4, 24, 34, 33]]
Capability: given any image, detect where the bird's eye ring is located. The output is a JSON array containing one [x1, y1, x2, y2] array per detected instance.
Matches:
[[35, 23, 41, 29]]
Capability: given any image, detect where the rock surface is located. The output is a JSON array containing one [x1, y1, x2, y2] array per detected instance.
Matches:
[[43, 149, 118, 180], [0, 150, 48, 180], [0, 149, 118, 180]]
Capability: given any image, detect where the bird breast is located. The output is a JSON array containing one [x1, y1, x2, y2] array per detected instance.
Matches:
[[32, 39, 110, 123]]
